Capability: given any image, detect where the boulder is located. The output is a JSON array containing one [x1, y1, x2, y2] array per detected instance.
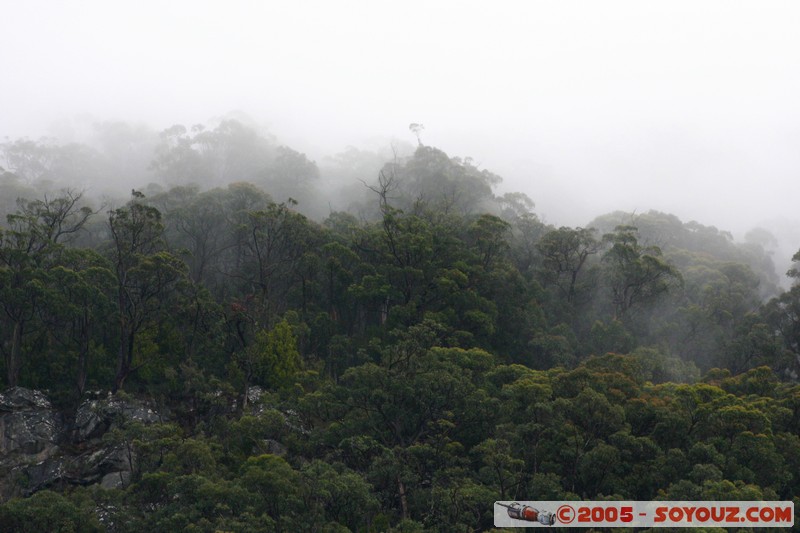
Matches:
[[0, 388, 60, 457], [18, 456, 68, 496], [0, 387, 52, 411], [1, 388, 167, 501], [0, 388, 63, 500], [75, 394, 164, 443], [100, 471, 131, 490]]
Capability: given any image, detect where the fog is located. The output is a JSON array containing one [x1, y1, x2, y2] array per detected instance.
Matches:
[[2, 1, 800, 273]]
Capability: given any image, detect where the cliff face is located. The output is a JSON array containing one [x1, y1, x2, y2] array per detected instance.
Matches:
[[0, 387, 165, 502]]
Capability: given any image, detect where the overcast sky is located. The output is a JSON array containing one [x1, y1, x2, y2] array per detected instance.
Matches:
[[2, 1, 800, 246]]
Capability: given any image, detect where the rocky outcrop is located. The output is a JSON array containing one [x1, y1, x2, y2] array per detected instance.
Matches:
[[74, 393, 164, 441], [0, 388, 167, 502], [0, 388, 60, 457]]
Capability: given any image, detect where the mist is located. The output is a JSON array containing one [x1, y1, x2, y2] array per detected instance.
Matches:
[[5, 3, 800, 521], [3, 0, 800, 279]]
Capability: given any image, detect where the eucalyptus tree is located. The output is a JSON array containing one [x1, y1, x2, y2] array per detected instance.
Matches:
[[537, 227, 599, 304], [0, 190, 93, 387], [107, 191, 189, 391], [602, 225, 682, 319]]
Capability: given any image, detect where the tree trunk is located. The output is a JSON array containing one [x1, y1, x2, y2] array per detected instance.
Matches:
[[113, 327, 134, 392], [398, 477, 409, 520], [7, 320, 23, 387], [76, 314, 90, 395]]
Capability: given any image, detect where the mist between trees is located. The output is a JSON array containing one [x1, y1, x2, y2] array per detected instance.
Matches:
[[1, 118, 799, 532]]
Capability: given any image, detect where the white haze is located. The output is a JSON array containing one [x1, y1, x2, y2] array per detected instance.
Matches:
[[2, 0, 800, 274]]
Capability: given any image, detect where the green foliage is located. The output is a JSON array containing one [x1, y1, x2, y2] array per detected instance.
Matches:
[[537, 226, 599, 303], [382, 145, 501, 216], [0, 490, 102, 532], [601, 225, 683, 318], [245, 319, 302, 389], [3, 139, 800, 532]]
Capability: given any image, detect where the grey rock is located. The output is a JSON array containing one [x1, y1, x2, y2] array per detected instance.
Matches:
[[263, 438, 287, 456], [0, 387, 59, 456], [100, 471, 130, 490], [20, 456, 68, 495], [0, 410, 59, 456], [74, 401, 105, 441], [74, 394, 165, 443], [281, 408, 310, 435], [94, 445, 134, 473], [0, 387, 52, 411], [1, 388, 169, 502], [105, 397, 162, 424], [247, 385, 264, 405]]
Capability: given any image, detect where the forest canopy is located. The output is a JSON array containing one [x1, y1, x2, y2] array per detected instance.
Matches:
[[1, 120, 799, 531]]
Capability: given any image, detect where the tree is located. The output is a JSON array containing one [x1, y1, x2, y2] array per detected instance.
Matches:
[[537, 227, 599, 303], [44, 248, 115, 394], [1, 138, 55, 183], [0, 245, 47, 387], [0, 490, 102, 532], [788, 248, 800, 283], [602, 225, 682, 318], [762, 248, 800, 377], [150, 119, 275, 188], [108, 191, 188, 391], [262, 146, 320, 203], [468, 214, 510, 271], [313, 324, 493, 522], [239, 319, 302, 393], [238, 454, 302, 531], [240, 201, 315, 327], [380, 145, 501, 216], [0, 190, 94, 387], [473, 438, 524, 499], [298, 460, 379, 531], [9, 191, 94, 248], [163, 187, 230, 285]]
